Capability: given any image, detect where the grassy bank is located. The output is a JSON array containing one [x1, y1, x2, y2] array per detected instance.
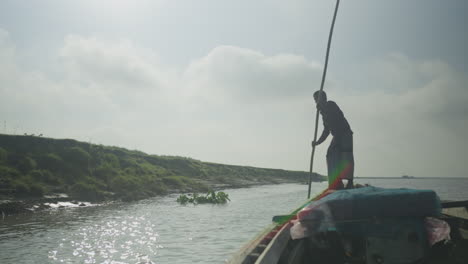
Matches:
[[0, 134, 324, 203]]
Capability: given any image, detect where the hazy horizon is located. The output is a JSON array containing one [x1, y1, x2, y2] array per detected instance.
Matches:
[[1, 0, 467, 178]]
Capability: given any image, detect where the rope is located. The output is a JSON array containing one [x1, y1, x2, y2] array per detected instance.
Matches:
[[308, 0, 341, 198]]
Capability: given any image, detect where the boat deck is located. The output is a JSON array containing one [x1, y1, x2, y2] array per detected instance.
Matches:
[[229, 191, 468, 264]]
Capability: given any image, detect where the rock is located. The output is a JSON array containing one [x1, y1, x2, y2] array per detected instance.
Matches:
[[38, 204, 50, 209], [0, 201, 30, 215]]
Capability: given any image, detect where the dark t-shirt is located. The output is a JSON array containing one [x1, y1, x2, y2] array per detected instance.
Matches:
[[320, 101, 352, 137]]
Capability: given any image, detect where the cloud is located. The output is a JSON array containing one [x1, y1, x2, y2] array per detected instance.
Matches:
[[339, 53, 468, 128], [60, 35, 163, 89], [0, 33, 159, 138], [334, 54, 468, 177], [0, 29, 63, 131], [0, 29, 466, 177], [183, 45, 323, 104], [0, 28, 15, 63], [0, 28, 20, 89], [59, 35, 177, 109]]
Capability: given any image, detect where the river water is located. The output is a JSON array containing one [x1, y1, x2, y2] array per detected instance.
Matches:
[[1, 178, 467, 264]]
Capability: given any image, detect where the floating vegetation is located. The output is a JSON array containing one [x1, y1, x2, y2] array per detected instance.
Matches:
[[177, 191, 230, 205]]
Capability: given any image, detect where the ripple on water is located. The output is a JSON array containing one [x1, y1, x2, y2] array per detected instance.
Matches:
[[2, 180, 466, 263], [50, 214, 161, 263]]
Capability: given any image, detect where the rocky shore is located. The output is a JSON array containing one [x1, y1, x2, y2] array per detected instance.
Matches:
[[0, 194, 95, 216], [0, 177, 309, 216], [0, 134, 325, 216]]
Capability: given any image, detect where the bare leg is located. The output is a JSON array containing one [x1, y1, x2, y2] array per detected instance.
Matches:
[[346, 179, 354, 189]]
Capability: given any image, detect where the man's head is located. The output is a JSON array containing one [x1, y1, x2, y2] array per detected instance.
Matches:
[[313, 90, 327, 105]]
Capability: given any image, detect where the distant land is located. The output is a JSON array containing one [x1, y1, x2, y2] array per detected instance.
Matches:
[[0, 134, 325, 207]]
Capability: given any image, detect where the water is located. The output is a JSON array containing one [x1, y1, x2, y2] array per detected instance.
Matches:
[[359, 178, 468, 201], [1, 178, 467, 264]]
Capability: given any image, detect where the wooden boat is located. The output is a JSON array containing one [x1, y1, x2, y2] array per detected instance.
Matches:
[[229, 187, 468, 264]]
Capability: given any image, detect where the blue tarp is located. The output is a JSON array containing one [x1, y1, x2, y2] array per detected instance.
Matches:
[[303, 186, 441, 221], [291, 186, 441, 240]]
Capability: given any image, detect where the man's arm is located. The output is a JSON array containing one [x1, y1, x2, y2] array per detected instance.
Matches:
[[312, 112, 330, 146], [314, 127, 330, 146]]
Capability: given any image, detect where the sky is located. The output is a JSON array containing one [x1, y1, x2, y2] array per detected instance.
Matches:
[[0, 0, 467, 178]]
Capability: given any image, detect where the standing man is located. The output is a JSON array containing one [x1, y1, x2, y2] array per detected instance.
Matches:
[[312, 91, 354, 189]]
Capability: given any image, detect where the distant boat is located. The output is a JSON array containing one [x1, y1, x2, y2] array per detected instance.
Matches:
[[402, 175, 415, 179]]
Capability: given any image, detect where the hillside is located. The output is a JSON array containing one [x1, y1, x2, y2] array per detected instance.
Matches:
[[0, 134, 324, 202]]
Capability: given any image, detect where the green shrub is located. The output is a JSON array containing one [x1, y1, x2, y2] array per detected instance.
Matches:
[[28, 169, 60, 185], [28, 169, 42, 180], [37, 153, 64, 172], [14, 182, 30, 197], [109, 175, 139, 194], [82, 176, 107, 191], [0, 165, 20, 179], [176, 194, 190, 204], [18, 156, 37, 173], [147, 178, 168, 195], [0, 174, 14, 193], [43, 170, 60, 185], [70, 182, 104, 201], [28, 183, 44, 197], [94, 165, 118, 183], [0, 147, 7, 164], [214, 175, 229, 184], [162, 176, 185, 188], [103, 153, 120, 168], [177, 191, 230, 205], [63, 147, 90, 167], [120, 157, 138, 169]]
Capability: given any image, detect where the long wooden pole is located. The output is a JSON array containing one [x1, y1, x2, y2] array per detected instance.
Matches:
[[308, 0, 341, 199]]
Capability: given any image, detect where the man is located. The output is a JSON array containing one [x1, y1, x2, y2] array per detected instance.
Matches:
[[312, 91, 354, 189]]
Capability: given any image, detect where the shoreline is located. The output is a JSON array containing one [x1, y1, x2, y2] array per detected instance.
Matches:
[[0, 178, 322, 216], [0, 134, 324, 213]]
